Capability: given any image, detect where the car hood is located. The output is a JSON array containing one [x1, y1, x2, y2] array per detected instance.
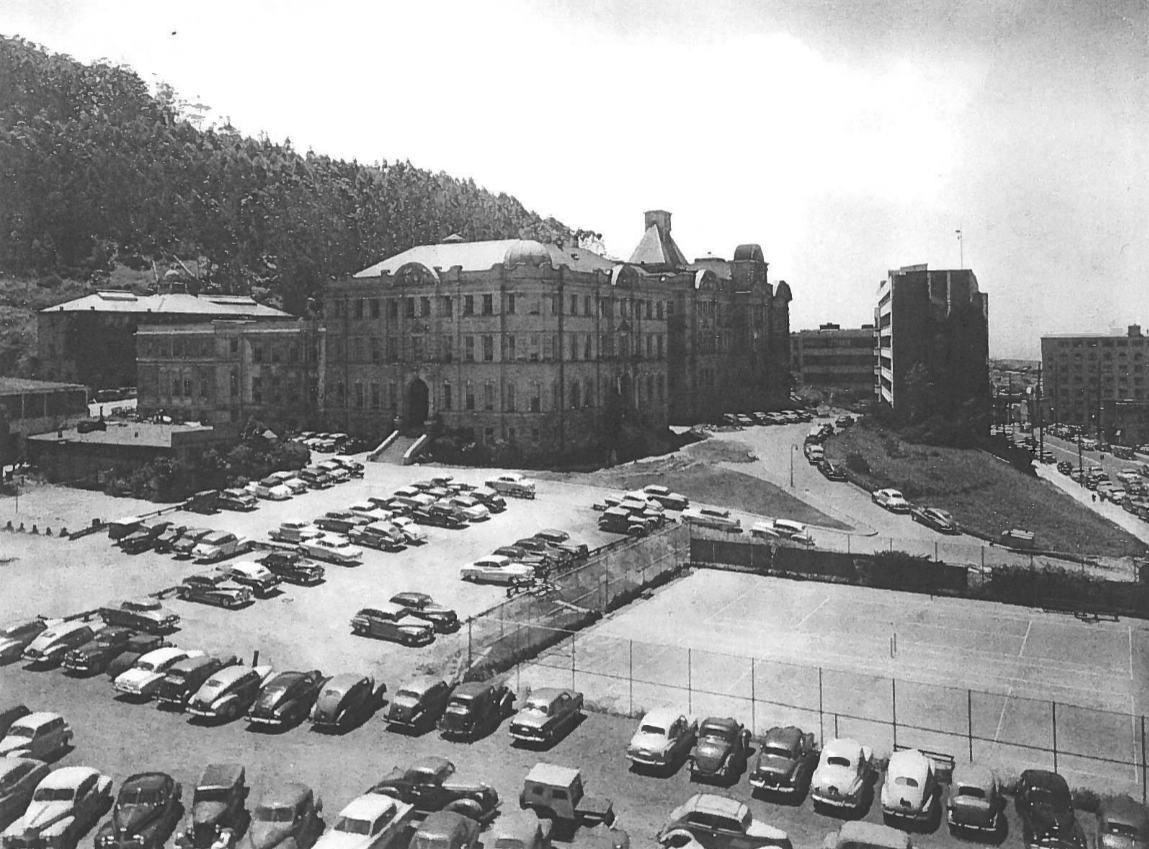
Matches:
[[0, 739, 31, 757], [1029, 807, 1077, 839], [192, 802, 229, 827], [694, 739, 731, 768], [246, 822, 293, 849], [314, 832, 368, 849], [813, 764, 861, 792], [14, 800, 73, 833], [117, 668, 164, 689], [0, 637, 24, 654], [114, 802, 162, 835], [628, 731, 670, 753], [512, 711, 549, 730]]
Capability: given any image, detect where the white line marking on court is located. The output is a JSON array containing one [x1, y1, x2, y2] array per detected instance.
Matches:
[[1018, 619, 1033, 658], [792, 596, 831, 630], [993, 687, 1013, 744], [705, 592, 751, 625]]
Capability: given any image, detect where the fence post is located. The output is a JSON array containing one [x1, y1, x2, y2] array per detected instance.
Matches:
[[968, 689, 974, 762], [687, 648, 693, 714], [571, 631, 576, 690], [847, 534, 851, 555], [467, 620, 472, 670], [834, 713, 839, 738], [981, 546, 985, 570], [819, 667, 825, 744], [750, 657, 756, 733], [1142, 714, 1147, 806], [935, 541, 939, 562], [889, 537, 894, 553], [629, 640, 634, 716], [892, 677, 898, 751], [1052, 700, 1058, 772]]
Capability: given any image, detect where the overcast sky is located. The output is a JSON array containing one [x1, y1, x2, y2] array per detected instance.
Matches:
[[4, 0, 1147, 358]]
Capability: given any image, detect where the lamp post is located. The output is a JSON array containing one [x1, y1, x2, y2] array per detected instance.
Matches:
[[790, 444, 799, 488]]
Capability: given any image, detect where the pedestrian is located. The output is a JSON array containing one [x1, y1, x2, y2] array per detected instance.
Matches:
[[1092, 493, 1097, 503]]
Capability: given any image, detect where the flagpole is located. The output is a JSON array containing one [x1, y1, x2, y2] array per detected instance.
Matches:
[[956, 226, 964, 268]]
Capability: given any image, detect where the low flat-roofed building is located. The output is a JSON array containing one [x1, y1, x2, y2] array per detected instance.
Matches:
[[0, 377, 89, 465], [791, 323, 875, 392]]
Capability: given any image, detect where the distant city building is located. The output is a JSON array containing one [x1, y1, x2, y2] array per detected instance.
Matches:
[[37, 288, 292, 390], [0, 377, 89, 465], [791, 323, 875, 392], [875, 264, 989, 432], [1041, 324, 1149, 445]]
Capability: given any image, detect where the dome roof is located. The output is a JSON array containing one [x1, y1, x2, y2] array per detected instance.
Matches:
[[733, 244, 764, 263], [503, 240, 552, 267]]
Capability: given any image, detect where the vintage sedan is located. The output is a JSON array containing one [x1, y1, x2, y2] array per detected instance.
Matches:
[[509, 688, 584, 746], [459, 556, 534, 586], [409, 812, 480, 849], [681, 508, 742, 533], [489, 811, 552, 849], [176, 574, 253, 609], [369, 758, 500, 823], [880, 749, 940, 827], [0, 758, 50, 832], [946, 763, 1003, 836], [749, 726, 819, 799], [269, 522, 321, 544], [257, 551, 326, 586], [823, 821, 911, 849], [385, 677, 453, 734], [188, 665, 275, 723], [220, 563, 281, 598], [2, 766, 111, 849], [626, 709, 699, 773], [818, 460, 849, 482], [98, 599, 180, 634], [155, 655, 241, 710], [0, 713, 72, 761], [63, 627, 136, 675], [298, 535, 364, 566], [810, 738, 875, 815], [872, 489, 911, 513], [642, 485, 689, 511], [236, 783, 324, 849], [1097, 796, 1149, 849], [350, 605, 435, 646], [248, 671, 328, 729], [174, 764, 249, 849], [311, 674, 384, 731], [172, 529, 214, 558], [94, 773, 183, 849], [448, 496, 489, 523], [313, 795, 413, 849], [22, 621, 99, 668], [351, 523, 406, 553], [114, 647, 206, 699], [470, 488, 507, 513], [0, 620, 50, 665], [656, 794, 790, 849], [690, 717, 752, 784], [193, 531, 248, 564], [1015, 770, 1085, 849], [388, 594, 458, 633], [0, 708, 30, 743], [440, 681, 515, 741], [909, 507, 960, 534], [485, 474, 536, 499], [106, 634, 174, 680], [152, 525, 189, 554], [388, 517, 428, 545]]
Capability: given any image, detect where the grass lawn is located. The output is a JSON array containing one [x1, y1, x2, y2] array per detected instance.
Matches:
[[825, 421, 1144, 557]]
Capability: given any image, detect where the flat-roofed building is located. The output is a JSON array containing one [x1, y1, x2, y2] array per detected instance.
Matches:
[[791, 323, 875, 392], [0, 377, 89, 465]]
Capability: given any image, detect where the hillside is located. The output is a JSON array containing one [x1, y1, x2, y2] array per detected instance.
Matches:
[[0, 35, 583, 323]]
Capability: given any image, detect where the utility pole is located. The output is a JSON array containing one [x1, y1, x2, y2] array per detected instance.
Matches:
[[1008, 372, 1015, 440], [1096, 356, 1103, 443], [956, 227, 963, 269], [1037, 364, 1043, 460], [1078, 433, 1084, 484]]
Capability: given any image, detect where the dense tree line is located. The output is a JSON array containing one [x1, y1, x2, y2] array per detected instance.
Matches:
[[0, 36, 578, 313]]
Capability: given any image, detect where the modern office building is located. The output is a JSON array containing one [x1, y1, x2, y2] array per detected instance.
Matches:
[[875, 264, 989, 431], [791, 323, 875, 392], [1041, 324, 1149, 444]]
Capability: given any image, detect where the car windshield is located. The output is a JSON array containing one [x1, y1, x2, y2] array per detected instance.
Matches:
[[763, 743, 794, 758], [446, 700, 470, 714], [395, 689, 421, 702], [34, 786, 75, 802], [826, 756, 852, 768], [524, 698, 551, 714], [895, 776, 919, 787], [120, 787, 162, 805], [1028, 788, 1058, 806], [166, 671, 187, 683], [412, 836, 454, 849], [702, 729, 732, 743], [255, 806, 295, 822], [334, 817, 373, 835], [137, 660, 161, 672], [7, 726, 35, 738], [957, 786, 986, 799], [195, 787, 232, 803], [639, 724, 667, 736]]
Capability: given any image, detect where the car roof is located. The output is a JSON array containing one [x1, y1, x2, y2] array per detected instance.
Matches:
[[171, 654, 215, 672], [699, 716, 741, 734], [256, 782, 312, 808], [324, 672, 369, 691], [12, 711, 64, 729], [823, 738, 863, 758], [199, 763, 245, 788], [887, 749, 932, 780], [210, 665, 254, 684], [138, 646, 185, 664], [525, 762, 580, 787], [123, 772, 173, 792], [1020, 769, 1068, 793], [392, 592, 430, 604], [640, 707, 683, 727], [418, 810, 477, 838], [764, 726, 804, 746], [341, 794, 402, 820], [39, 766, 99, 788], [835, 821, 911, 849], [680, 793, 747, 820], [452, 680, 494, 698], [524, 688, 569, 702], [409, 756, 454, 778], [396, 676, 444, 695]]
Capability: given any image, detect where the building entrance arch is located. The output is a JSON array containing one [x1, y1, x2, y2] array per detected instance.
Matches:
[[406, 378, 429, 429]]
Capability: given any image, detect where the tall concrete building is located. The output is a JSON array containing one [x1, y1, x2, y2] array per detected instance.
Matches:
[[875, 264, 989, 432], [1041, 324, 1149, 445], [791, 323, 876, 393]]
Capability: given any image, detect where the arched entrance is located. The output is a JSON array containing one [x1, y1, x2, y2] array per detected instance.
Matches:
[[406, 379, 429, 429]]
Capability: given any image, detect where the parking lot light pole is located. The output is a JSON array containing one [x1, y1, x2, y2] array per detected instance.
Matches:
[[790, 444, 798, 487]]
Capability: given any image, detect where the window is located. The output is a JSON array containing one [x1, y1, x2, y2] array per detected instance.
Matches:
[[442, 336, 453, 363], [482, 294, 493, 315], [253, 345, 263, 364], [413, 336, 424, 362], [666, 300, 674, 316], [482, 335, 494, 362], [570, 334, 579, 361], [484, 380, 495, 411], [465, 336, 475, 362], [230, 339, 239, 355], [354, 381, 364, 408], [570, 295, 579, 316], [183, 377, 192, 397], [441, 296, 454, 317], [551, 295, 559, 315], [354, 299, 364, 319], [646, 300, 653, 319], [585, 381, 594, 407], [585, 295, 592, 316], [571, 380, 581, 409], [484, 427, 495, 444], [465, 382, 475, 411], [530, 298, 541, 315], [544, 336, 554, 361], [530, 381, 542, 412], [271, 345, 282, 363], [506, 335, 517, 360], [530, 335, 540, 361], [584, 334, 592, 359], [443, 382, 453, 411], [389, 300, 399, 319], [371, 338, 380, 363], [252, 377, 263, 404], [405, 297, 416, 318], [230, 370, 238, 397], [333, 299, 344, 317], [507, 293, 516, 314], [371, 382, 380, 409], [657, 335, 664, 358], [420, 297, 431, 317], [370, 299, 380, 319], [647, 335, 653, 358], [552, 381, 560, 410], [657, 300, 664, 319], [389, 381, 398, 410], [464, 295, 475, 316], [506, 382, 516, 412]]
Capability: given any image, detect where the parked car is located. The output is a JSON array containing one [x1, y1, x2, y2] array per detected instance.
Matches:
[[1015, 770, 1085, 849], [253, 477, 293, 501], [235, 784, 324, 849], [822, 821, 910, 849], [351, 522, 407, 552], [107, 516, 144, 542], [188, 666, 275, 723], [412, 504, 467, 529], [440, 680, 515, 740], [0, 708, 32, 746], [185, 490, 221, 515], [105, 634, 174, 680], [810, 738, 875, 815], [248, 670, 328, 728], [446, 496, 489, 522], [681, 507, 741, 533], [313, 795, 413, 849], [385, 677, 453, 734], [369, 757, 500, 823], [350, 605, 435, 646], [170, 528, 213, 559], [1001, 528, 1036, 550], [531, 531, 589, 561], [114, 647, 206, 699], [98, 599, 180, 634], [388, 594, 459, 633], [2, 766, 111, 848], [626, 709, 699, 773], [257, 551, 326, 586], [872, 489, 910, 513], [409, 812, 480, 849], [0, 620, 50, 664], [389, 517, 428, 545], [880, 749, 940, 827], [1057, 461, 1073, 475], [173, 764, 249, 849], [749, 726, 819, 799], [118, 521, 174, 554], [269, 522, 321, 544], [93, 773, 182, 849], [656, 793, 790, 849], [315, 511, 370, 535], [1097, 796, 1149, 849], [218, 489, 259, 512], [750, 519, 812, 546], [298, 535, 364, 566], [460, 556, 534, 585], [509, 688, 584, 746], [193, 532, 248, 563], [909, 506, 959, 534], [310, 673, 384, 731], [298, 467, 335, 489], [152, 525, 190, 554], [22, 621, 99, 668], [176, 573, 253, 608], [485, 474, 537, 499], [488, 812, 552, 849], [470, 488, 507, 513], [818, 460, 848, 482], [805, 444, 825, 465], [946, 763, 1003, 836], [0, 757, 50, 832], [219, 562, 281, 598], [155, 655, 241, 710], [60, 627, 133, 676], [689, 717, 752, 784], [0, 713, 72, 760], [641, 485, 689, 511]]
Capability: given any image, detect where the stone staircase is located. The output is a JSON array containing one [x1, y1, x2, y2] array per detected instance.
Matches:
[[372, 435, 417, 464]]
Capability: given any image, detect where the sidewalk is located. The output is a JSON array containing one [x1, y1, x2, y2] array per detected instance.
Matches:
[[1035, 462, 1149, 548]]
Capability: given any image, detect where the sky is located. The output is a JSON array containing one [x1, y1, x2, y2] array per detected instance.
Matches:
[[3, 0, 1147, 359]]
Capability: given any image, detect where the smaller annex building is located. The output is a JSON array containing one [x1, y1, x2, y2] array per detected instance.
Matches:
[[0, 377, 89, 465]]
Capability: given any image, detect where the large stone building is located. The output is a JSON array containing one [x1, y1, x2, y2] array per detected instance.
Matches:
[[791, 323, 876, 393], [134, 210, 793, 461], [875, 264, 989, 430], [37, 289, 292, 390], [1041, 324, 1149, 445]]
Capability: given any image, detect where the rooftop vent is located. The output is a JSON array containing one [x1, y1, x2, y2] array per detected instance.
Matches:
[[95, 291, 138, 302]]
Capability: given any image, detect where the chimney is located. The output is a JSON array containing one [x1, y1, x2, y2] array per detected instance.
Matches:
[[644, 210, 672, 237], [1129, 324, 1142, 338]]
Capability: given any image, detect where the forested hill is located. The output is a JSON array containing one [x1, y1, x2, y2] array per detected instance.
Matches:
[[0, 35, 578, 313]]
